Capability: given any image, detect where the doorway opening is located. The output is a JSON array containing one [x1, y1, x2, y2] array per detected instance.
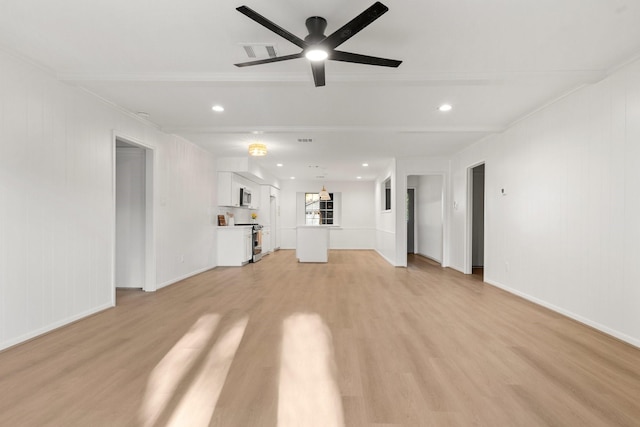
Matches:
[[407, 188, 415, 254], [270, 194, 278, 251], [406, 175, 445, 266], [113, 135, 156, 304], [466, 163, 485, 278]]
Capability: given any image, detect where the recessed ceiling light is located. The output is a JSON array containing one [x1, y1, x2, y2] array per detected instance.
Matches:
[[212, 105, 224, 112], [362, 163, 369, 167], [438, 104, 452, 112], [277, 163, 283, 167], [305, 48, 328, 61], [290, 176, 296, 180], [357, 176, 362, 180]]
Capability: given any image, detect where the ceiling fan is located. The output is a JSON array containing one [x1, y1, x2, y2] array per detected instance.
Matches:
[[234, 2, 402, 87]]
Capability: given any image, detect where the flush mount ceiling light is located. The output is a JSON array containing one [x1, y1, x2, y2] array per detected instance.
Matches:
[[305, 47, 328, 61], [248, 143, 267, 156], [212, 105, 225, 112], [438, 104, 452, 112], [319, 185, 331, 201]]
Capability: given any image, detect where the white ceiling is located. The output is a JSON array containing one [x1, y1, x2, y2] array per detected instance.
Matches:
[[2, 0, 640, 181]]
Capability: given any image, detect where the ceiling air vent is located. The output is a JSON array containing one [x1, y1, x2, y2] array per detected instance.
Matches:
[[298, 138, 313, 143], [240, 43, 278, 59]]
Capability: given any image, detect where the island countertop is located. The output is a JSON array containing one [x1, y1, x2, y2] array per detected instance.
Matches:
[[296, 226, 330, 262]]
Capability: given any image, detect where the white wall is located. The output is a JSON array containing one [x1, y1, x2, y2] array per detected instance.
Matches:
[[374, 160, 396, 264], [279, 179, 376, 250], [154, 134, 217, 288], [416, 175, 444, 263], [448, 58, 640, 348], [0, 50, 216, 350]]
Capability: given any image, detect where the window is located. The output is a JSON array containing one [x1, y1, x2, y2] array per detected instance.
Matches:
[[383, 176, 392, 211], [305, 192, 334, 225], [297, 192, 340, 226]]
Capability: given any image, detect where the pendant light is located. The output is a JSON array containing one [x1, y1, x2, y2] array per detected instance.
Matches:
[[319, 185, 331, 200]]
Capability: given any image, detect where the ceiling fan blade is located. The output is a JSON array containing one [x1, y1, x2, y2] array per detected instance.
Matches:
[[310, 61, 325, 87], [236, 6, 308, 49], [322, 2, 389, 50], [235, 52, 304, 67], [330, 50, 402, 67]]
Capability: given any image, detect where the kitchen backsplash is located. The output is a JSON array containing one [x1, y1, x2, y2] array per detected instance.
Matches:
[[218, 207, 257, 225]]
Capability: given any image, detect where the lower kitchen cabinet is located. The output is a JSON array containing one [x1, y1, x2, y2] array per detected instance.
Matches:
[[217, 226, 253, 266], [262, 226, 271, 255]]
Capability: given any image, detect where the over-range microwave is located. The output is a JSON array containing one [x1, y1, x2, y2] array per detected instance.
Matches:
[[240, 187, 252, 206]]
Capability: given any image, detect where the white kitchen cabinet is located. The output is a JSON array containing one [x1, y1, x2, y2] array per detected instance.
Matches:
[[262, 226, 271, 254], [217, 226, 253, 266], [218, 171, 240, 207], [259, 185, 280, 251], [244, 228, 253, 261], [218, 171, 261, 209], [272, 187, 281, 250]]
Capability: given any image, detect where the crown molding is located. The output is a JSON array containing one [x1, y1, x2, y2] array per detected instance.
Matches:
[[55, 69, 606, 86], [162, 125, 503, 135]]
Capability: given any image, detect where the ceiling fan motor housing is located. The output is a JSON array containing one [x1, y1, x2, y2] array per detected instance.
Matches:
[[304, 16, 327, 43]]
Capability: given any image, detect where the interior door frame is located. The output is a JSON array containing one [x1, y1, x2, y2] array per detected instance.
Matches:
[[407, 187, 416, 254], [399, 173, 447, 268], [465, 161, 485, 275], [112, 131, 156, 303]]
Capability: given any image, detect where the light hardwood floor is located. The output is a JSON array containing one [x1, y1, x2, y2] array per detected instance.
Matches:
[[1, 250, 640, 426]]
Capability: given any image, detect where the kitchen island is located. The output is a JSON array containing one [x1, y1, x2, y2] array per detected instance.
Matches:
[[296, 226, 330, 263]]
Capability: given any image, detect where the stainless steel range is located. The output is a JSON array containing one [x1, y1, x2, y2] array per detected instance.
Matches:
[[235, 224, 263, 263]]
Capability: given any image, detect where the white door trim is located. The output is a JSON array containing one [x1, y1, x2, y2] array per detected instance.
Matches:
[[465, 161, 485, 275], [112, 132, 156, 303]]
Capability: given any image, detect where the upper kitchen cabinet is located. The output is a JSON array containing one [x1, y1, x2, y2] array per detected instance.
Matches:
[[218, 171, 240, 207], [218, 171, 260, 209]]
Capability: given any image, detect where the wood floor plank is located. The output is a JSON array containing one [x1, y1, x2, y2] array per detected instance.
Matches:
[[1, 250, 640, 426]]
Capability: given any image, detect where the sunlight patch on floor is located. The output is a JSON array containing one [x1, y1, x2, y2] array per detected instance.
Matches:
[[139, 314, 220, 427], [278, 313, 345, 427], [167, 316, 249, 427]]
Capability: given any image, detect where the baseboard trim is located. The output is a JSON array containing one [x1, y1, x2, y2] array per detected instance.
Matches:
[[448, 264, 466, 274], [415, 252, 443, 264], [0, 303, 114, 352], [156, 265, 217, 290], [375, 249, 397, 266], [484, 278, 640, 350]]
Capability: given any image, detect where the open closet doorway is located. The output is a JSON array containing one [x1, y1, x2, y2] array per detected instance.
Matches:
[[467, 163, 485, 277], [407, 188, 415, 254], [114, 135, 156, 303], [407, 174, 444, 265]]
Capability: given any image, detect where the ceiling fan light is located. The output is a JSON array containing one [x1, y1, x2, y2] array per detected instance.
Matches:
[[305, 48, 328, 61], [248, 143, 267, 156]]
